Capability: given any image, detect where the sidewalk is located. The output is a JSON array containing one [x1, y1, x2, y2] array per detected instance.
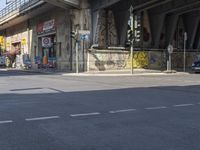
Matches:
[[62, 69, 189, 77], [0, 68, 190, 76]]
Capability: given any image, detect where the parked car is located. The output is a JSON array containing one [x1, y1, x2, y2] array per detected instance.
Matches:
[[0, 56, 6, 67], [192, 60, 200, 72]]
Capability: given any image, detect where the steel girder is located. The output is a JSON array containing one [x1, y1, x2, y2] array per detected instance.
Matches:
[[148, 0, 200, 48], [43, 0, 80, 8]]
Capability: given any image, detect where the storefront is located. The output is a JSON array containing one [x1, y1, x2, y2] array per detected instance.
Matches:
[[36, 19, 57, 69]]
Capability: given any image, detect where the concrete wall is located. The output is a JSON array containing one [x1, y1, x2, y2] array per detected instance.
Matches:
[[88, 50, 129, 71], [87, 49, 199, 71], [6, 22, 28, 53]]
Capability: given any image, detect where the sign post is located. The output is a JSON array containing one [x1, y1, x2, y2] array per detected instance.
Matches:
[[184, 32, 187, 72], [71, 27, 79, 74], [129, 5, 134, 74], [167, 44, 173, 72], [79, 30, 90, 72], [76, 41, 79, 74]]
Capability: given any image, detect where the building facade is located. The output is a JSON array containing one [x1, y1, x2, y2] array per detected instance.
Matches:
[[1, 0, 200, 72], [0, 0, 91, 72]]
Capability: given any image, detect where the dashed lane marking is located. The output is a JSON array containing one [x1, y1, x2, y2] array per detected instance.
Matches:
[[70, 112, 101, 117], [144, 106, 168, 110], [173, 104, 194, 107], [25, 116, 60, 121], [109, 109, 137, 114], [0, 120, 13, 124], [1, 103, 199, 124]]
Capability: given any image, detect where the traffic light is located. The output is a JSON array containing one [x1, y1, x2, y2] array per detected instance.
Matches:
[[127, 29, 133, 42], [134, 14, 141, 42], [71, 31, 78, 40]]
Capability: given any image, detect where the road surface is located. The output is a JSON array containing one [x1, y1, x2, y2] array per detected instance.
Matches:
[[0, 70, 200, 150]]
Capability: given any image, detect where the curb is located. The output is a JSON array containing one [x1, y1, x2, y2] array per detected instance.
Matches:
[[1, 68, 190, 76], [61, 72, 189, 77]]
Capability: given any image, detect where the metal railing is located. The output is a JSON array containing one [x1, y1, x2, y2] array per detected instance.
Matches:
[[0, 0, 42, 21]]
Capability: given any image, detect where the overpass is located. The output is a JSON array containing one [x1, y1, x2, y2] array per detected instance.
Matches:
[[1, 0, 200, 49], [0, 0, 80, 30], [90, 0, 200, 49]]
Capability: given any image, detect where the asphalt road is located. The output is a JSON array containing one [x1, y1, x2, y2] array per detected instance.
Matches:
[[0, 70, 200, 150]]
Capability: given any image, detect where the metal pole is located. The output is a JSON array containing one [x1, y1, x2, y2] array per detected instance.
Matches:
[[130, 6, 134, 74], [184, 40, 186, 72], [169, 54, 171, 72], [83, 39, 85, 72], [131, 42, 134, 74], [183, 32, 187, 72], [76, 41, 79, 74]]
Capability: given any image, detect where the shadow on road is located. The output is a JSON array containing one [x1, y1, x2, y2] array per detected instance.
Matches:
[[0, 79, 200, 150], [0, 69, 47, 77]]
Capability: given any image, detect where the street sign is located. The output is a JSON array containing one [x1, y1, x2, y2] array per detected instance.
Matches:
[[184, 32, 187, 41], [80, 34, 89, 40], [42, 37, 52, 48], [21, 38, 27, 45], [78, 30, 90, 35], [168, 44, 173, 54]]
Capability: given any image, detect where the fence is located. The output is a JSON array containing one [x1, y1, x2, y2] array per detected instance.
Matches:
[[0, 0, 42, 21]]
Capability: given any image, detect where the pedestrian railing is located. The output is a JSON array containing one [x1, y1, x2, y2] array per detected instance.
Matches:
[[0, 0, 43, 22]]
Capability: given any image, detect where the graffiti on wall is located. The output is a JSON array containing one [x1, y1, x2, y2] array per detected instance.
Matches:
[[148, 52, 163, 69], [126, 52, 148, 69], [94, 10, 118, 48], [89, 51, 167, 71], [94, 10, 107, 48], [107, 11, 118, 46], [91, 53, 127, 71]]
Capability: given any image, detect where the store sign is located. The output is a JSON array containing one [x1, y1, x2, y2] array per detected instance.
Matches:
[[42, 37, 52, 48], [43, 19, 55, 31], [6, 42, 10, 48], [21, 38, 27, 45], [11, 34, 22, 43], [37, 19, 56, 34], [0, 36, 4, 47]]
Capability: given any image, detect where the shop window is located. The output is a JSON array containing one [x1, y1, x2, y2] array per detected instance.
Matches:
[[34, 46, 37, 57], [58, 42, 62, 57]]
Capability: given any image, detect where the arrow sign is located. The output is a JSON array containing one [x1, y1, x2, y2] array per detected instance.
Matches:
[[129, 5, 134, 14]]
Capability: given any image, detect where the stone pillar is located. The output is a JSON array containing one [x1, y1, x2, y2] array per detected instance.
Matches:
[[70, 0, 92, 72], [94, 9, 118, 48]]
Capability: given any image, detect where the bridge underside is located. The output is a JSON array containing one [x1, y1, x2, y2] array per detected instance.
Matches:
[[90, 0, 200, 50], [1, 0, 200, 50], [43, 0, 79, 8]]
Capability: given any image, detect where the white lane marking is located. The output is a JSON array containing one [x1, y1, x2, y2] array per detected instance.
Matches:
[[109, 109, 136, 114], [173, 104, 194, 107], [70, 112, 101, 117], [0, 120, 13, 124], [145, 106, 167, 110], [25, 116, 60, 121]]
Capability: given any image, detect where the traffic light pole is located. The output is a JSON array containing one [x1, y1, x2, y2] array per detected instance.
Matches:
[[131, 41, 134, 74], [71, 28, 79, 74], [130, 6, 134, 74]]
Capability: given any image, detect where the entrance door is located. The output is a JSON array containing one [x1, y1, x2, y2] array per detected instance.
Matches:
[[39, 35, 56, 68]]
